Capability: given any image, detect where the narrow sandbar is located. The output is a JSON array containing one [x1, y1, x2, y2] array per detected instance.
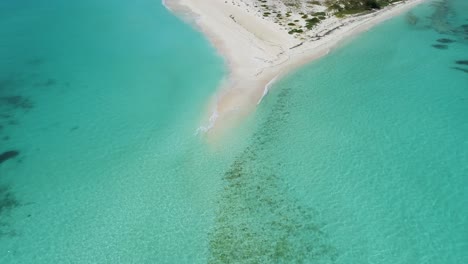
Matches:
[[166, 0, 426, 138]]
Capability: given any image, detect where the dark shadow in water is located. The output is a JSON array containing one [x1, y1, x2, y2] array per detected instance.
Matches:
[[34, 78, 57, 88], [436, 38, 455, 43], [0, 95, 32, 131], [208, 87, 337, 263], [452, 67, 468, 74], [0, 78, 19, 93], [455, 60, 468, 65], [432, 44, 448, 49], [0, 74, 38, 137], [0, 114, 12, 119], [0, 72, 29, 94], [26, 58, 45, 67], [428, 0, 455, 34], [0, 186, 19, 214], [457, 25, 468, 38], [0, 96, 34, 110], [8, 120, 17, 126], [407, 0, 468, 44], [0, 185, 20, 238], [405, 11, 419, 25], [0, 151, 19, 165]]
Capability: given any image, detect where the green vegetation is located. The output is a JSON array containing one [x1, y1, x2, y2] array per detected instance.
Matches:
[[288, 28, 304, 34], [325, 0, 402, 17], [254, 0, 402, 37], [305, 17, 321, 29], [313, 11, 327, 16], [308, 0, 322, 5]]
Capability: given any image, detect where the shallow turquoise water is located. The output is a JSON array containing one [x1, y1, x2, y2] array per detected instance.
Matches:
[[0, 0, 229, 262], [1, 0, 467, 263], [223, 0, 467, 262]]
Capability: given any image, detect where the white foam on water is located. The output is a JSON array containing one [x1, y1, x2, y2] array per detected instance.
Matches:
[[257, 76, 278, 105], [195, 100, 220, 135], [161, 0, 172, 11]]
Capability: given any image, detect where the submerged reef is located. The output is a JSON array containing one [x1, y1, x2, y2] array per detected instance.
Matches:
[[405, 12, 419, 25], [409, 0, 468, 43], [429, 0, 454, 34], [34, 78, 57, 88], [0, 70, 44, 140], [26, 58, 45, 67], [451, 60, 468, 74], [0, 185, 20, 238], [0, 96, 34, 110], [0, 95, 33, 133], [0, 74, 35, 121], [452, 67, 468, 74], [0, 151, 19, 165], [0, 186, 19, 215], [431, 44, 448, 49], [0, 77, 20, 93], [209, 87, 337, 263], [436, 38, 455, 43], [455, 60, 468, 65], [411, 1, 468, 74]]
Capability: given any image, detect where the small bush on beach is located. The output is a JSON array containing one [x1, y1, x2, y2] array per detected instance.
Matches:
[[288, 29, 304, 34], [325, 0, 401, 17]]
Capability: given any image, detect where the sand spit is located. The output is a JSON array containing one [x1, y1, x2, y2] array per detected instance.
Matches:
[[165, 0, 426, 138]]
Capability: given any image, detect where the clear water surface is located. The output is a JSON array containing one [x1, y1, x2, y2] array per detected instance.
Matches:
[[0, 0, 467, 263]]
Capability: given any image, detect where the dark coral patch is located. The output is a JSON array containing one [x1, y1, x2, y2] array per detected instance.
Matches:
[[432, 44, 448, 49], [455, 60, 468, 66], [0, 96, 34, 109], [7, 120, 18, 126], [0, 185, 21, 238], [210, 163, 337, 263], [452, 67, 468, 74], [208, 86, 337, 263], [26, 58, 45, 67], [0, 186, 19, 214], [34, 78, 57, 87], [0, 78, 16, 92], [461, 25, 468, 33], [436, 38, 455, 43], [0, 151, 19, 165], [0, 114, 12, 119]]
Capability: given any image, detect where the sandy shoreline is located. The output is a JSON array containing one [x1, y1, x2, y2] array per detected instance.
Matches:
[[165, 0, 426, 137]]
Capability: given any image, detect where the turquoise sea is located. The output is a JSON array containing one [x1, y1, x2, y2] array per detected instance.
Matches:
[[0, 0, 467, 263]]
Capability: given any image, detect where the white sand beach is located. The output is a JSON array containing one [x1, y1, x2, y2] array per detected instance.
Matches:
[[165, 0, 426, 137]]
